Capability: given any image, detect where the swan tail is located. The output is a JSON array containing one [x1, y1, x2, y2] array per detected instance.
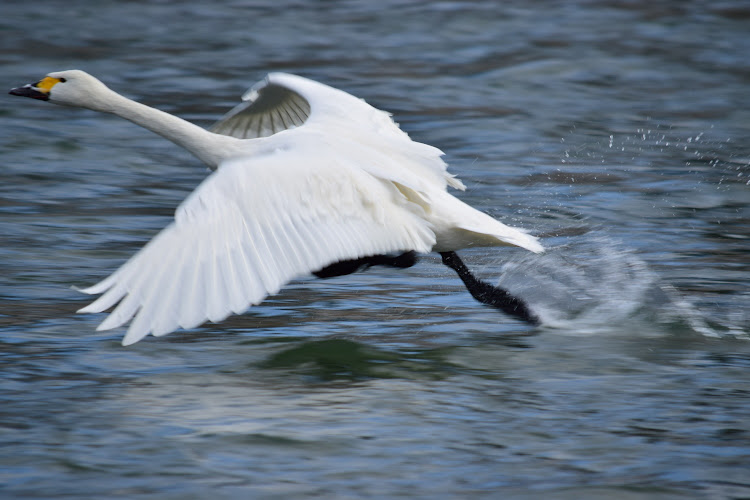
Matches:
[[431, 192, 544, 254]]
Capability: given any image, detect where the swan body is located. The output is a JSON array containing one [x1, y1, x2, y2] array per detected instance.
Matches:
[[11, 70, 543, 345]]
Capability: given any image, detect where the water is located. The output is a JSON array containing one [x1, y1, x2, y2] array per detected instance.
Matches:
[[1, 1, 749, 498]]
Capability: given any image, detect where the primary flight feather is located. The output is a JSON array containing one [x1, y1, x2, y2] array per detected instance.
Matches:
[[10, 70, 543, 345]]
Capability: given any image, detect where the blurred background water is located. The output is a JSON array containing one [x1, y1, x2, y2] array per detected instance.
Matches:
[[1, 1, 749, 498]]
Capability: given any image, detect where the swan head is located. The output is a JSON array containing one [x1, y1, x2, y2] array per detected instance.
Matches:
[[10, 70, 114, 111]]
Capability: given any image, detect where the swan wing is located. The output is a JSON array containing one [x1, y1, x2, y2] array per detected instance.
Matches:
[[211, 73, 465, 190], [210, 80, 311, 139], [77, 148, 436, 345]]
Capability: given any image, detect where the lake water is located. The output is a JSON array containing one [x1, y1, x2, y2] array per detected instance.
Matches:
[[1, 1, 749, 498]]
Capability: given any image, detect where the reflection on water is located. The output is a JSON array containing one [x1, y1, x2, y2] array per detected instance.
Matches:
[[258, 339, 449, 381], [1, 0, 749, 498]]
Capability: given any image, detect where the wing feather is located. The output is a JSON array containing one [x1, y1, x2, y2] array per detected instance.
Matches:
[[210, 81, 311, 139], [79, 148, 435, 345], [211, 73, 464, 192]]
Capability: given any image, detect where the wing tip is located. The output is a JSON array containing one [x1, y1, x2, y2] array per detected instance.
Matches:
[[77, 304, 97, 314], [121, 328, 149, 346], [72, 283, 107, 295]]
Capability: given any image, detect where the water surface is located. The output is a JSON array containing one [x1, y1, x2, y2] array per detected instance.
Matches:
[[1, 1, 749, 498]]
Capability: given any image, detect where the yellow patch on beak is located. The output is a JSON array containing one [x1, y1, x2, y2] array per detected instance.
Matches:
[[34, 76, 62, 94]]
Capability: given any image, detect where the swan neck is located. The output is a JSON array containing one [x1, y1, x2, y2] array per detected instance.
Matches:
[[105, 93, 228, 168]]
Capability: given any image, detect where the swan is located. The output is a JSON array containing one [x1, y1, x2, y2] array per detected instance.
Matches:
[[10, 70, 543, 345]]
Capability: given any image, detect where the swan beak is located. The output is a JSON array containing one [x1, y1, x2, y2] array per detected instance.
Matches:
[[9, 76, 61, 101]]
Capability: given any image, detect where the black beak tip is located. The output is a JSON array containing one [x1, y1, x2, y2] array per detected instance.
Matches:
[[9, 86, 49, 101]]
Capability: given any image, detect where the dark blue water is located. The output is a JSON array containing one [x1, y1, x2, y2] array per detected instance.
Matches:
[[1, 1, 749, 498]]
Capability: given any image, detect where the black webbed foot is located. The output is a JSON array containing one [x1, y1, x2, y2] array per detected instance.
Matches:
[[313, 251, 418, 279], [440, 251, 539, 325]]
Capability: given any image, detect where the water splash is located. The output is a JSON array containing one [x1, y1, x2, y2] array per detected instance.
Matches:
[[491, 235, 737, 338], [559, 124, 750, 190]]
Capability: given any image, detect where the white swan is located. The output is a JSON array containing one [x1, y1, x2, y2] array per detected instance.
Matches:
[[10, 70, 543, 345]]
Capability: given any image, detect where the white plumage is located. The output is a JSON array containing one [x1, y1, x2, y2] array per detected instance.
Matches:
[[10, 70, 543, 345]]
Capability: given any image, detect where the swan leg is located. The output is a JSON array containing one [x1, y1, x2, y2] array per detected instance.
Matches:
[[439, 251, 539, 325], [313, 251, 418, 279]]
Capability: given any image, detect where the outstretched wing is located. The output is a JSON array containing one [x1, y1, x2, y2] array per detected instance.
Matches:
[[210, 81, 311, 139], [77, 147, 436, 345], [211, 73, 465, 191]]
